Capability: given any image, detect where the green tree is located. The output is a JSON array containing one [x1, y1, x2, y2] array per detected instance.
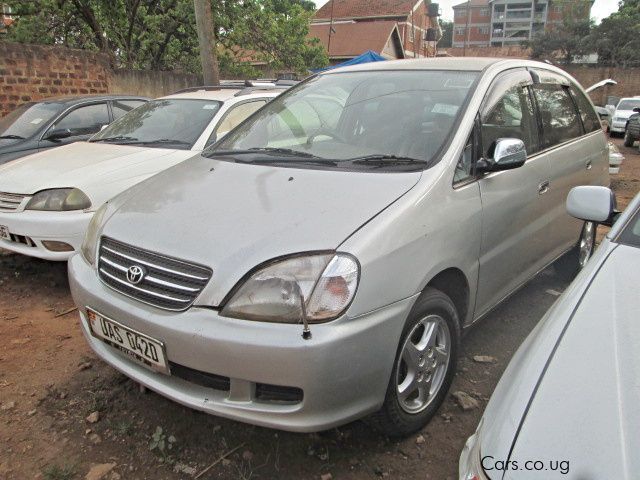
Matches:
[[590, 0, 640, 66], [523, 4, 594, 64], [2, 0, 327, 75], [438, 20, 453, 48]]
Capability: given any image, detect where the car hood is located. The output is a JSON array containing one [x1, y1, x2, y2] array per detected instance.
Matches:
[[101, 155, 422, 307], [503, 244, 640, 479], [0, 141, 196, 206], [614, 109, 636, 120]]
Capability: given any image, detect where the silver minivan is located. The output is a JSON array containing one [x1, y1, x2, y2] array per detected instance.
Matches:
[[68, 58, 608, 436]]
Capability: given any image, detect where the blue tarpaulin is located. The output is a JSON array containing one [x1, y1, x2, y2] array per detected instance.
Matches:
[[313, 50, 386, 73]]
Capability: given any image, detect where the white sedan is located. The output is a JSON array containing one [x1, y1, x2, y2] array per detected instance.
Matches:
[[460, 186, 640, 480], [0, 85, 284, 260]]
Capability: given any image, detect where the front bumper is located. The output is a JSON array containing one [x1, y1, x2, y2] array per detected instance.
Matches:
[[610, 121, 627, 133], [0, 210, 93, 261], [68, 253, 416, 432]]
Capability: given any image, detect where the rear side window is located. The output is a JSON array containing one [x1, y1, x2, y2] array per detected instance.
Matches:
[[532, 84, 582, 149], [570, 87, 601, 133]]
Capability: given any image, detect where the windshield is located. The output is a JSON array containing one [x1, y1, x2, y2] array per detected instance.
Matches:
[[618, 206, 640, 249], [91, 99, 222, 149], [210, 70, 478, 170], [0, 102, 64, 139], [617, 99, 640, 111]]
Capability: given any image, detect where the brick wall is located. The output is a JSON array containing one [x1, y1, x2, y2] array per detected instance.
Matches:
[[0, 42, 110, 117], [0, 41, 202, 118], [563, 66, 640, 106]]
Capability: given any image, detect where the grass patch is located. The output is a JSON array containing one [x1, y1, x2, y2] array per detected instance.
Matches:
[[42, 464, 76, 480]]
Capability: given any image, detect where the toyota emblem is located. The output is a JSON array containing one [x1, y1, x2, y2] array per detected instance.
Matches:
[[126, 265, 146, 285]]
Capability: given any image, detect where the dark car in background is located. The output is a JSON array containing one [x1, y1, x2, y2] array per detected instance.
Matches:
[[0, 95, 148, 165], [624, 108, 640, 147]]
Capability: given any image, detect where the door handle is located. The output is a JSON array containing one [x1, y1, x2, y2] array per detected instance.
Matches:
[[586, 160, 593, 170], [538, 180, 550, 195]]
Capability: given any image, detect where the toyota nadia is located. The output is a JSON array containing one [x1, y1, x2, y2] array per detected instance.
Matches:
[[69, 58, 609, 436]]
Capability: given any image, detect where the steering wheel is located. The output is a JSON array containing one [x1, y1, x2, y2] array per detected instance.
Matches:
[[306, 128, 344, 146]]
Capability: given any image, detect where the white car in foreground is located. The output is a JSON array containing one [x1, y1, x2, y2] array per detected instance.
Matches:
[[0, 85, 284, 260], [460, 186, 639, 480]]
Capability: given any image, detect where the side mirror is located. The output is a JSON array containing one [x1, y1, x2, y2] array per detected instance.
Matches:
[[100, 124, 109, 131], [633, 107, 640, 113], [566, 186, 617, 225], [477, 138, 527, 174], [44, 128, 73, 141]]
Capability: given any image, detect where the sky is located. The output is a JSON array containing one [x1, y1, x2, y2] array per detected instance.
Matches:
[[312, 0, 620, 23]]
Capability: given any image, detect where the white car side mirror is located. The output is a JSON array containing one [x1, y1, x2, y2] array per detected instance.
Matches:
[[566, 186, 616, 223]]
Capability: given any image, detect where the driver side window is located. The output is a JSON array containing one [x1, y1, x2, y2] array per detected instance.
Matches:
[[50, 103, 110, 138], [481, 72, 539, 158]]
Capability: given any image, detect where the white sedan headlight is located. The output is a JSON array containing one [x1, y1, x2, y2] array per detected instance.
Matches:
[[80, 202, 108, 266], [26, 188, 91, 211], [221, 253, 359, 323], [459, 420, 489, 480]]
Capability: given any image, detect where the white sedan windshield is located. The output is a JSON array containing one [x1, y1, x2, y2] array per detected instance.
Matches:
[[92, 99, 222, 149]]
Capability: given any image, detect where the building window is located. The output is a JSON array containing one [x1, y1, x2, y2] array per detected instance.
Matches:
[[480, 8, 490, 16], [455, 27, 466, 36], [479, 26, 489, 35], [455, 8, 467, 18]]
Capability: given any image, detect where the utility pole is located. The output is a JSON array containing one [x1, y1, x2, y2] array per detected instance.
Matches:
[[463, 0, 470, 56], [327, 0, 335, 58], [194, 0, 220, 86]]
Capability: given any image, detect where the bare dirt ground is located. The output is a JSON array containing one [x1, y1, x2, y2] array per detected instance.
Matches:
[[1, 137, 638, 480]]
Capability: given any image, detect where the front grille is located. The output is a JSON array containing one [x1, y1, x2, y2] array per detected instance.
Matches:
[[169, 362, 230, 391], [0, 192, 27, 212], [169, 362, 303, 404], [98, 236, 212, 311]]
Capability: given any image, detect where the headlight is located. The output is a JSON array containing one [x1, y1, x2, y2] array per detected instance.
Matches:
[[26, 188, 91, 211], [221, 253, 359, 323], [81, 202, 108, 266], [459, 420, 489, 480]]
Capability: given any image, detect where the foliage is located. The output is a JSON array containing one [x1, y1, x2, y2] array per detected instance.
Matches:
[[590, 0, 640, 66], [2, 0, 328, 75], [42, 464, 77, 480], [438, 20, 453, 49], [523, 4, 594, 64], [149, 426, 177, 459]]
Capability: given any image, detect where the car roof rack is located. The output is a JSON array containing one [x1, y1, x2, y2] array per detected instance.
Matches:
[[173, 79, 299, 95]]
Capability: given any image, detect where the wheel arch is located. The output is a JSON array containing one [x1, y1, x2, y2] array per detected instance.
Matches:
[[423, 267, 470, 326]]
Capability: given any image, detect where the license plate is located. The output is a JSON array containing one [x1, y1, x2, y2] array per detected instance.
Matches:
[[86, 309, 169, 374], [0, 225, 9, 241]]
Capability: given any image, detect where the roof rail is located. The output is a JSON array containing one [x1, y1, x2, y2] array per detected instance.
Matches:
[[173, 79, 299, 95], [233, 85, 293, 97]]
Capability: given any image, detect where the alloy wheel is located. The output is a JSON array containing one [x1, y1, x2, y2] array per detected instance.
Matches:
[[578, 222, 595, 269], [395, 314, 451, 414]]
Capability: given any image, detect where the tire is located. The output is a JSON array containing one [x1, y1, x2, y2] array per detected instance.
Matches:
[[368, 288, 460, 437], [555, 221, 597, 281], [624, 130, 634, 147]]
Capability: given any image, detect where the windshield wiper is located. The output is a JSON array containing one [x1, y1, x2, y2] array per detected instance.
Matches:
[[0, 135, 25, 140], [241, 158, 338, 167], [211, 147, 320, 159], [91, 135, 139, 143], [349, 154, 424, 166], [138, 138, 191, 146]]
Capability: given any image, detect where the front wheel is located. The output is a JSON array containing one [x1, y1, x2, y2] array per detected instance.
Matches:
[[555, 221, 597, 281], [368, 288, 460, 437], [577, 221, 597, 270], [624, 130, 634, 147]]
